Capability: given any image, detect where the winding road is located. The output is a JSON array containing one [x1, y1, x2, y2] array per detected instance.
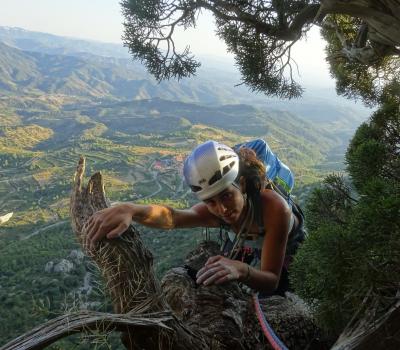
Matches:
[[21, 220, 68, 240]]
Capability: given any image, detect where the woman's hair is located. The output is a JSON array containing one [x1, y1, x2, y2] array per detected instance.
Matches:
[[235, 147, 266, 226], [236, 147, 266, 197]]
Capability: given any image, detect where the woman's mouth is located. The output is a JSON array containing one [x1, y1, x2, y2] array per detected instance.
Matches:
[[222, 212, 234, 220]]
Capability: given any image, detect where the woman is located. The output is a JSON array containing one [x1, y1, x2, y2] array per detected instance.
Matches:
[[85, 140, 305, 295]]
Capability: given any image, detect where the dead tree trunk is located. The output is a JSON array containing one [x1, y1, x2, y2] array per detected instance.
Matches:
[[69, 157, 208, 350], [0, 311, 175, 350]]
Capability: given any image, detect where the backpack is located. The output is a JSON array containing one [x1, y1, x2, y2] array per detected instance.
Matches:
[[233, 138, 295, 202]]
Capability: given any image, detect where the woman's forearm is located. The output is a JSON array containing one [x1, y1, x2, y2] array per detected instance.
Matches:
[[125, 203, 175, 229], [240, 265, 279, 294], [85, 202, 179, 247]]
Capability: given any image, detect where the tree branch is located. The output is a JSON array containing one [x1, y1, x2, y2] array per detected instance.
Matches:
[[332, 298, 400, 350], [0, 311, 175, 350], [199, 1, 319, 41], [320, 0, 400, 46], [69, 157, 208, 350]]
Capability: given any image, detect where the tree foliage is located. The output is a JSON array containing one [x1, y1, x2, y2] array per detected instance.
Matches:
[[121, 0, 400, 102], [346, 81, 400, 189], [291, 92, 400, 336]]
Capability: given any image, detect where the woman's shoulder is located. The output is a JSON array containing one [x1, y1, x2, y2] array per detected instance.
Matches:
[[259, 189, 293, 239], [260, 188, 291, 215]]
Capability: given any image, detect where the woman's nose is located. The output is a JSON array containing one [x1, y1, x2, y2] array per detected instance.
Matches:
[[216, 201, 227, 215]]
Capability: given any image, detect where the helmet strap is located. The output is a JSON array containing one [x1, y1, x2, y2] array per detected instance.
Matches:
[[232, 180, 247, 202], [234, 176, 246, 192], [232, 181, 241, 190]]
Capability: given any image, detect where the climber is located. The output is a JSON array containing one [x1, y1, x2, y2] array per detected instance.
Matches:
[[84, 140, 305, 295]]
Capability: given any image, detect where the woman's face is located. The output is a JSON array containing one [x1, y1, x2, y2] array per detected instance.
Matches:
[[203, 184, 245, 224]]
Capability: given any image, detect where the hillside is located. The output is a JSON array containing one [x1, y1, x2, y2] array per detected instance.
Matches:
[[0, 40, 256, 105], [0, 26, 131, 59], [0, 26, 370, 126]]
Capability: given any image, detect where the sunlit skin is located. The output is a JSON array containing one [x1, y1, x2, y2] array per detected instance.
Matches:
[[84, 177, 293, 294], [203, 185, 246, 225]]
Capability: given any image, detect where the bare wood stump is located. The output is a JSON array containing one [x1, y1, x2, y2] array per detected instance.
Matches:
[[69, 157, 207, 349]]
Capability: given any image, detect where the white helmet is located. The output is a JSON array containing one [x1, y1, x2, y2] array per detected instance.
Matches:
[[183, 141, 239, 200]]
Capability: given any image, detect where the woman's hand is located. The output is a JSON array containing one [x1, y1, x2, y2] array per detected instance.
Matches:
[[84, 204, 134, 249], [196, 255, 247, 286]]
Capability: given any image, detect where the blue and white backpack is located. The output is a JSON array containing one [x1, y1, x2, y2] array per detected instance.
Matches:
[[233, 138, 295, 202]]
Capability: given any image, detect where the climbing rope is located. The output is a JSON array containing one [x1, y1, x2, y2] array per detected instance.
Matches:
[[252, 293, 289, 350], [222, 186, 289, 349]]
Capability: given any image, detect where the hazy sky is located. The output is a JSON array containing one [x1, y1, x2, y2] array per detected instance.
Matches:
[[0, 0, 334, 87]]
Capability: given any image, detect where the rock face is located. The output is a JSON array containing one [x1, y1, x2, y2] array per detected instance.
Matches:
[[45, 250, 85, 273], [44, 261, 54, 273], [69, 249, 84, 261], [0, 212, 13, 225], [53, 259, 74, 273], [45, 259, 74, 273]]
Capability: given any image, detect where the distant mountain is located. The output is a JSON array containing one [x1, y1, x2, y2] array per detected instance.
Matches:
[[0, 41, 141, 97], [258, 92, 371, 137], [0, 41, 260, 105], [87, 98, 333, 148], [0, 26, 371, 132], [0, 26, 131, 59], [0, 27, 335, 96]]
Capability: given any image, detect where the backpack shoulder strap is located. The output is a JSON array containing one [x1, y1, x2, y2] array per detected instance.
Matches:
[[265, 178, 291, 203], [252, 194, 264, 233]]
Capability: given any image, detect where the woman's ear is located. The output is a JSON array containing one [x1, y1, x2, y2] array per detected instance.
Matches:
[[239, 176, 246, 194]]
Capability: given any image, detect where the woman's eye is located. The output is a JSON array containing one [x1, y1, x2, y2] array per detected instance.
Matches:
[[222, 193, 232, 201]]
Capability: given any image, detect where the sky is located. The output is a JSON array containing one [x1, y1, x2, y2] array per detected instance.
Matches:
[[0, 0, 334, 88]]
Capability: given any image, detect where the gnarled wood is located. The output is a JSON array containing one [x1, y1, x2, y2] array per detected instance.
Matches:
[[320, 0, 400, 47], [332, 298, 400, 350], [0, 311, 174, 350], [69, 157, 207, 349], [70, 157, 165, 314]]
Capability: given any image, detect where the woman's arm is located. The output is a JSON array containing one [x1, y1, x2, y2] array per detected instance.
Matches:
[[247, 190, 291, 292], [85, 202, 219, 248]]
